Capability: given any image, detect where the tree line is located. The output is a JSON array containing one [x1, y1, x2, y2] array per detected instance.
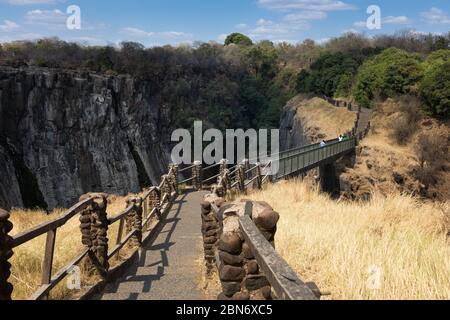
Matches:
[[0, 30, 449, 131]]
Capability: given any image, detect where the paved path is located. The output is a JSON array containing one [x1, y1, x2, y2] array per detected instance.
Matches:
[[95, 191, 208, 300]]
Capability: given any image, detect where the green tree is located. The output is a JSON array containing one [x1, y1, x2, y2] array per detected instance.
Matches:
[[354, 48, 423, 108], [420, 59, 450, 118], [224, 33, 253, 46]]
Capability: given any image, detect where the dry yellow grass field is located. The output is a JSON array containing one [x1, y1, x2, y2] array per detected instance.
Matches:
[[9, 195, 131, 300], [238, 179, 450, 300]]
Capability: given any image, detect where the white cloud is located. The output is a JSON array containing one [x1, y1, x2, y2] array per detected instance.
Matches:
[[121, 27, 193, 40], [421, 7, 450, 25], [383, 16, 411, 25], [0, 20, 19, 31], [24, 9, 67, 26], [2, 0, 61, 5], [235, 23, 248, 29], [352, 15, 411, 31], [257, 0, 355, 12], [284, 10, 327, 21]]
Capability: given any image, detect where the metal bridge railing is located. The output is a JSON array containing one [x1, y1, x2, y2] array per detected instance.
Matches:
[[274, 138, 356, 180]]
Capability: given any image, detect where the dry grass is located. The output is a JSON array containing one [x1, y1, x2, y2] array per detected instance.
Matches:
[[287, 96, 356, 141], [9, 194, 132, 300], [238, 179, 450, 300]]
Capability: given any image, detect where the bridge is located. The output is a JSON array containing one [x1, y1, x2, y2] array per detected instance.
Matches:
[[0, 108, 370, 300]]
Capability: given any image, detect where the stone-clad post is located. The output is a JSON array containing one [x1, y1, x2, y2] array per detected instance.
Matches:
[[254, 163, 262, 190], [237, 164, 246, 193], [0, 209, 13, 300], [79, 193, 109, 278], [192, 161, 203, 191], [161, 175, 171, 198], [168, 164, 179, 194], [149, 187, 162, 220], [200, 198, 221, 275], [220, 159, 231, 191], [215, 201, 280, 301], [242, 159, 250, 180], [126, 197, 143, 247]]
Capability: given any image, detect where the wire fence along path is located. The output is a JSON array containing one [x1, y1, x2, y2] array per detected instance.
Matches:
[[0, 132, 367, 300]]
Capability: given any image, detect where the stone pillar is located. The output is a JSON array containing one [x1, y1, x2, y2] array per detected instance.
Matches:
[[220, 159, 231, 191], [244, 202, 279, 299], [242, 159, 250, 180], [254, 163, 262, 190], [149, 188, 162, 220], [0, 209, 13, 300], [201, 195, 222, 275], [161, 174, 171, 198], [192, 161, 203, 191], [237, 164, 246, 193], [216, 201, 280, 301], [126, 196, 143, 247], [168, 164, 179, 194], [79, 193, 109, 278]]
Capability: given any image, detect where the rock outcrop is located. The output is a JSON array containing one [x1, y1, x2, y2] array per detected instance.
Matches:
[[0, 67, 172, 210]]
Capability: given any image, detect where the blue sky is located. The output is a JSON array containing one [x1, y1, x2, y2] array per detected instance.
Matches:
[[1, 0, 450, 46]]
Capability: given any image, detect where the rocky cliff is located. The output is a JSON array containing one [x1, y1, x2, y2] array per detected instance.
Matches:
[[0, 67, 172, 210], [280, 95, 356, 150]]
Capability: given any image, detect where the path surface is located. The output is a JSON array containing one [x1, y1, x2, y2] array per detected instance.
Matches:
[[95, 191, 208, 300]]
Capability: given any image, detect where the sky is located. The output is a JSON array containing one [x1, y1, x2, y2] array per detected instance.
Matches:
[[1, 0, 450, 46]]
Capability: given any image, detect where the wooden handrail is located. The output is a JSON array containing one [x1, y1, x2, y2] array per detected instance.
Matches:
[[11, 197, 94, 248], [5, 162, 180, 301], [239, 216, 318, 300], [30, 248, 90, 300], [108, 205, 134, 225]]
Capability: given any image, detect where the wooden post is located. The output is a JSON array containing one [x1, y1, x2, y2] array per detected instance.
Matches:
[[40, 229, 57, 299], [255, 163, 262, 190], [193, 161, 203, 191], [0, 209, 13, 300], [79, 193, 109, 278]]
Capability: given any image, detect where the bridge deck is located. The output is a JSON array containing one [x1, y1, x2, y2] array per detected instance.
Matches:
[[94, 191, 209, 300]]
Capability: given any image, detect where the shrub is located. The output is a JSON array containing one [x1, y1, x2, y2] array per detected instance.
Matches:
[[390, 96, 422, 144], [419, 52, 450, 119], [414, 126, 449, 186]]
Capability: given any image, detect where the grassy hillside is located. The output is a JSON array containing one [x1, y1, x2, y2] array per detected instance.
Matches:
[[286, 96, 357, 142]]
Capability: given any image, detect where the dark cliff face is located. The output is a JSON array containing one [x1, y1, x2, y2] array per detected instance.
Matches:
[[0, 67, 171, 210], [279, 97, 311, 151]]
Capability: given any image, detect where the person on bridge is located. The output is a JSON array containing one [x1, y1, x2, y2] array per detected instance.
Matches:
[[338, 135, 344, 142], [320, 140, 327, 147]]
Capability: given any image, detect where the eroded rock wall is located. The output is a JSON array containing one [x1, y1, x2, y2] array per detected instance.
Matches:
[[0, 67, 171, 210]]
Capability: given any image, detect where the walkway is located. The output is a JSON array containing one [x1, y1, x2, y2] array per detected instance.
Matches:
[[95, 191, 209, 300]]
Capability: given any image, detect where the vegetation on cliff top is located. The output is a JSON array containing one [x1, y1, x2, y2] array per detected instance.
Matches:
[[1, 31, 449, 131]]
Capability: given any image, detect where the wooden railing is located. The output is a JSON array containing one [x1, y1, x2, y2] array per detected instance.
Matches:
[[1, 165, 179, 300], [1, 123, 368, 300], [199, 137, 361, 300]]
